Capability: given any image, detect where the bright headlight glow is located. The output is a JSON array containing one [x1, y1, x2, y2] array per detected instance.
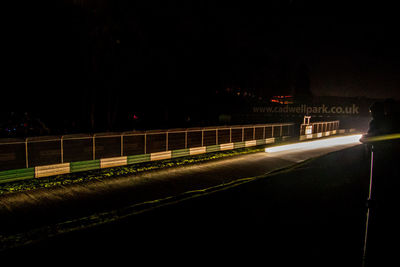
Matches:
[[265, 134, 362, 153]]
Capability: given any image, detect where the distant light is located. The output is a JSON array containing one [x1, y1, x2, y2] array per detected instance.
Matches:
[[270, 95, 294, 104], [265, 134, 362, 153]]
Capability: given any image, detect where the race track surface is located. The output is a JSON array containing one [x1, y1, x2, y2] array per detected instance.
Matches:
[[1, 136, 368, 266]]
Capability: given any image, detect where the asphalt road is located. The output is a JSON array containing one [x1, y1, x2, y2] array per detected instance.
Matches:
[[1, 136, 368, 266]]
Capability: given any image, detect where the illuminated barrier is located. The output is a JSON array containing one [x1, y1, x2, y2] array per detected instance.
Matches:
[[127, 154, 151, 165], [0, 123, 294, 176], [0, 123, 297, 181], [0, 132, 384, 182], [206, 145, 220, 153], [71, 160, 100, 173], [0, 131, 357, 181], [245, 140, 257, 147], [300, 120, 340, 140], [35, 163, 70, 178], [300, 130, 337, 141], [150, 151, 172, 161], [100, 156, 127, 169], [171, 148, 190, 158], [0, 136, 283, 181], [0, 168, 35, 183], [190, 147, 207, 155], [220, 143, 234, 151], [265, 138, 275, 144], [234, 142, 246, 149]]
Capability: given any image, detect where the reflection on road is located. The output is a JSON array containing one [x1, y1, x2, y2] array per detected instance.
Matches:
[[265, 134, 362, 153]]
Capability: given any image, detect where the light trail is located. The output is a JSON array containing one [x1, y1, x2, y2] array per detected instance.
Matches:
[[265, 134, 363, 153]]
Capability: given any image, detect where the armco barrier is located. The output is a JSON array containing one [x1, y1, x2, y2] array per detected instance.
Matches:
[[300, 130, 338, 141], [0, 168, 35, 183], [300, 121, 339, 136], [70, 160, 100, 173], [0, 138, 281, 183], [35, 163, 70, 178], [0, 123, 296, 182]]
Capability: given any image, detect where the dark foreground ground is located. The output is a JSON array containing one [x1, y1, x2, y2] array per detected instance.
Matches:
[[1, 144, 371, 266]]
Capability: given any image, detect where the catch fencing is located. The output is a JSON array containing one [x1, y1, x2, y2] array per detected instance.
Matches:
[[0, 123, 295, 175]]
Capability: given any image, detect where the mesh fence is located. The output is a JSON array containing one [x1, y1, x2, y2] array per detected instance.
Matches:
[[123, 134, 145, 156], [282, 125, 289, 136], [243, 128, 254, 141], [255, 127, 264, 140], [203, 130, 217, 146], [28, 138, 61, 167], [63, 136, 93, 163], [231, 128, 243, 143], [0, 141, 26, 171], [167, 132, 186, 151], [265, 126, 273, 138], [94, 135, 121, 159], [273, 126, 282, 137], [146, 133, 166, 153], [187, 131, 202, 148], [217, 129, 230, 144]]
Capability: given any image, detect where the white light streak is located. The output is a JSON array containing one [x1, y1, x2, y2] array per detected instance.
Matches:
[[265, 134, 362, 153]]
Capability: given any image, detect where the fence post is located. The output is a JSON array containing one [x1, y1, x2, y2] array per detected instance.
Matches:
[[121, 134, 124, 156], [61, 136, 64, 163], [201, 130, 204, 147], [25, 138, 29, 168], [185, 131, 187, 149], [93, 136, 96, 160], [216, 129, 218, 145], [144, 133, 147, 154], [242, 127, 244, 142], [166, 132, 169, 151], [230, 128, 232, 143]]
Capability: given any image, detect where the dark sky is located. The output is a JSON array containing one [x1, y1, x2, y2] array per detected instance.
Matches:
[[100, 2, 400, 100], [293, 18, 400, 99], [5, 1, 400, 112], [75, 3, 399, 100]]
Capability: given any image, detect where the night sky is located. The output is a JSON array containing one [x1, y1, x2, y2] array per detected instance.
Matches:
[[4, 1, 400, 132]]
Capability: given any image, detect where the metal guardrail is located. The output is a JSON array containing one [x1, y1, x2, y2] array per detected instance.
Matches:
[[0, 123, 295, 172]]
